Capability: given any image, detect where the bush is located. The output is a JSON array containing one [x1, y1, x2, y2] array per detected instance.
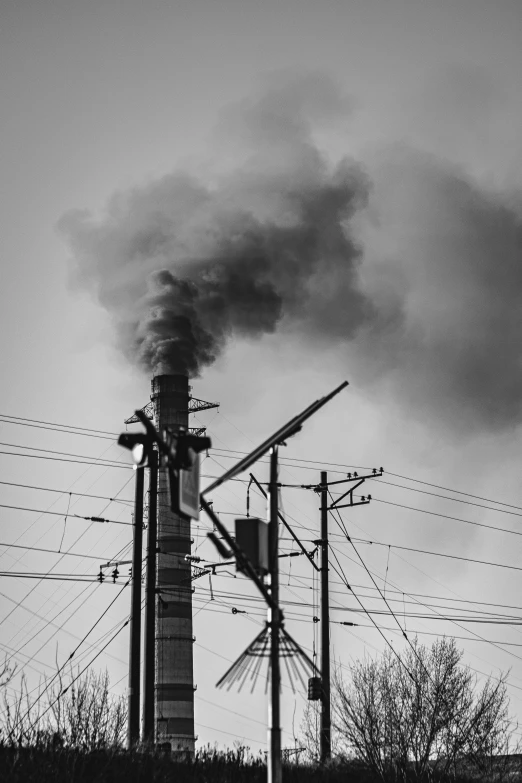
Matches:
[[0, 668, 126, 751], [333, 637, 516, 781]]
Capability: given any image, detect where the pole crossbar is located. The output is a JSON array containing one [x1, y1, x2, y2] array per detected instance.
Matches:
[[325, 469, 383, 487]]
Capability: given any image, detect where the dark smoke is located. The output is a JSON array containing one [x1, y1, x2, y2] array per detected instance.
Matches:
[[59, 73, 522, 432], [59, 75, 370, 377], [355, 147, 522, 431]]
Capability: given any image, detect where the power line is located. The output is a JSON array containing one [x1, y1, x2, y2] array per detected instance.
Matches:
[[0, 541, 114, 560], [193, 594, 522, 651], [284, 579, 522, 616], [3, 412, 522, 513], [211, 448, 522, 514], [0, 414, 116, 437], [0, 450, 131, 468], [371, 498, 522, 538], [196, 721, 264, 745], [349, 537, 522, 574], [0, 478, 133, 505], [0, 474, 134, 649], [376, 478, 522, 516], [25, 616, 130, 734], [14, 580, 130, 730], [326, 498, 522, 695], [326, 539, 522, 667], [328, 494, 431, 673], [0, 441, 127, 465], [327, 547, 416, 681], [277, 480, 522, 673], [197, 694, 268, 728], [385, 471, 522, 512], [0, 572, 127, 582], [344, 622, 522, 649], [203, 587, 522, 625], [0, 502, 131, 525], [0, 417, 115, 441], [3, 540, 134, 677]]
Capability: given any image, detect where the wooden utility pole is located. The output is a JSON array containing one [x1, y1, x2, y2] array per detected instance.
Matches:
[[128, 465, 144, 748], [143, 451, 158, 744], [320, 470, 331, 762], [268, 445, 282, 783]]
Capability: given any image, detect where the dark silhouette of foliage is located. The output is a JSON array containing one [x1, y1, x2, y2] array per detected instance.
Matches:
[[333, 637, 517, 781]]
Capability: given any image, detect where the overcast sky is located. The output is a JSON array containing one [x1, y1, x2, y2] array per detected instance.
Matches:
[[1, 0, 522, 752]]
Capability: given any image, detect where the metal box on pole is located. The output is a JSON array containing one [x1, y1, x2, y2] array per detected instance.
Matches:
[[308, 676, 322, 701], [235, 517, 269, 576]]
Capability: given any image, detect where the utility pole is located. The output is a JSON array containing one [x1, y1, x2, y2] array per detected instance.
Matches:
[[316, 465, 383, 761], [197, 382, 348, 774], [127, 465, 144, 748], [320, 470, 331, 763], [143, 450, 158, 744], [268, 445, 282, 783]]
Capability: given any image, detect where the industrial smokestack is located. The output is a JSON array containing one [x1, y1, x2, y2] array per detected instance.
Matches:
[[151, 373, 195, 754]]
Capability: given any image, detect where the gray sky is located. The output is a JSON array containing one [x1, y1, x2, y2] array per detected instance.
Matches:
[[1, 0, 522, 752]]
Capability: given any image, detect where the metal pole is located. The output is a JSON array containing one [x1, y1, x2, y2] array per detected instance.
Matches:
[[143, 451, 158, 744], [128, 465, 144, 748], [268, 446, 282, 783], [320, 470, 331, 762]]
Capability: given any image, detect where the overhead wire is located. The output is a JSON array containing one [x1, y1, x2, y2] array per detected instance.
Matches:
[[5, 411, 522, 714], [327, 531, 522, 668], [347, 536, 522, 574], [0, 423, 136, 696], [0, 440, 129, 465], [0, 471, 134, 652], [0, 450, 131, 468], [371, 498, 522, 538], [0, 502, 131, 525], [12, 578, 131, 731], [0, 478, 133, 505], [3, 412, 522, 512], [0, 414, 116, 437], [375, 478, 522, 516], [4, 539, 135, 682], [24, 615, 131, 735], [328, 492, 434, 682], [0, 541, 112, 560], [327, 546, 416, 680]]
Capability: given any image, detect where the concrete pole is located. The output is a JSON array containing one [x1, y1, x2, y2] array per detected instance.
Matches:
[[128, 465, 144, 748], [268, 446, 282, 783], [320, 471, 331, 762], [143, 450, 158, 744]]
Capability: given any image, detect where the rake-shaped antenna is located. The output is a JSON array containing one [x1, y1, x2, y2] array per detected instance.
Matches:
[[216, 623, 318, 694]]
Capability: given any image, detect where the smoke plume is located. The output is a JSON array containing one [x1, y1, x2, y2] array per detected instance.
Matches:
[[59, 74, 370, 378], [60, 73, 522, 432], [355, 147, 522, 431]]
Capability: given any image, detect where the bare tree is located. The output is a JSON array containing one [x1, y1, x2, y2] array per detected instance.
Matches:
[[300, 700, 321, 762], [0, 658, 14, 689], [1, 673, 45, 747], [1, 667, 126, 750], [333, 637, 515, 781], [50, 667, 127, 751]]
